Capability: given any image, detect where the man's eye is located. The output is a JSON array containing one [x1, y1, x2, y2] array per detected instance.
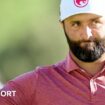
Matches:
[[72, 22, 80, 27], [93, 20, 99, 24], [92, 20, 102, 28], [92, 19, 102, 25]]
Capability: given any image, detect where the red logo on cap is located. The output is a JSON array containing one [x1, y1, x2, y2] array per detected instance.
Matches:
[[74, 0, 89, 8]]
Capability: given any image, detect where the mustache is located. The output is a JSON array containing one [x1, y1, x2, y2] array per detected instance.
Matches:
[[69, 38, 105, 45], [73, 39, 100, 43]]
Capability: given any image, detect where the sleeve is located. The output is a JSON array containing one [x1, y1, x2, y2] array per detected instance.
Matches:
[[0, 69, 39, 105]]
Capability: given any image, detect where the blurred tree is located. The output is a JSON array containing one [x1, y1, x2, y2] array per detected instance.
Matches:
[[0, 0, 68, 82]]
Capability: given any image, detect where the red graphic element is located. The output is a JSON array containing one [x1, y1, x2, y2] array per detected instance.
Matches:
[[74, 0, 89, 8]]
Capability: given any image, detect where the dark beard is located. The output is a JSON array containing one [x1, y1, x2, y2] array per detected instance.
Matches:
[[64, 32, 105, 62]]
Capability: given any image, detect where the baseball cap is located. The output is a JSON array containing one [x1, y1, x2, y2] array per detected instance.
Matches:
[[60, 0, 105, 21]]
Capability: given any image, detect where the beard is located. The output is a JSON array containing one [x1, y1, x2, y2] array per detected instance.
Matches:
[[64, 32, 105, 62]]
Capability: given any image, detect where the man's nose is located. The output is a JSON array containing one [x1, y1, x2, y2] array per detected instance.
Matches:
[[82, 26, 93, 40]]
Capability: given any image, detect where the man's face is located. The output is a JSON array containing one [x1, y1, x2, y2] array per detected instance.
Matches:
[[63, 13, 105, 62]]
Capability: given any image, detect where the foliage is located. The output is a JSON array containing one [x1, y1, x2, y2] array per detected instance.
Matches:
[[0, 0, 68, 82]]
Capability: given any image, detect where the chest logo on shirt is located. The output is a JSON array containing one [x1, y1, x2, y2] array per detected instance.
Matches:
[[74, 0, 89, 8]]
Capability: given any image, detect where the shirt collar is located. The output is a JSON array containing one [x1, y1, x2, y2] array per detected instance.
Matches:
[[64, 53, 105, 75], [64, 53, 80, 73]]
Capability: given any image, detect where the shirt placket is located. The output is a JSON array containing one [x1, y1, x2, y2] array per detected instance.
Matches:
[[90, 78, 97, 94], [89, 72, 105, 105]]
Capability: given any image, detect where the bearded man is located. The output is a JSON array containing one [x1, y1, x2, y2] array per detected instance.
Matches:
[[1, 0, 105, 105]]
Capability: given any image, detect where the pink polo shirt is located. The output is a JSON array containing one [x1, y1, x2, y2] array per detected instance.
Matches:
[[0, 54, 105, 105]]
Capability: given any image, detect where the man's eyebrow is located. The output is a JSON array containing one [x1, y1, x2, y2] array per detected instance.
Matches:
[[69, 20, 81, 24], [90, 16, 102, 20]]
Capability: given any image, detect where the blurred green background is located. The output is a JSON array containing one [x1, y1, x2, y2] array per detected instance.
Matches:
[[0, 0, 68, 83]]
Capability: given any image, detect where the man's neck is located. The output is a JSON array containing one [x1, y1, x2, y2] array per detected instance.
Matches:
[[70, 52, 105, 75]]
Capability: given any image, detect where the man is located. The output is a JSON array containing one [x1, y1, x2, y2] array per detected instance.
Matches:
[[1, 0, 105, 105]]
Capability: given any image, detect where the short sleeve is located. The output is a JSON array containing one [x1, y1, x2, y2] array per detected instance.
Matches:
[[0, 69, 39, 105]]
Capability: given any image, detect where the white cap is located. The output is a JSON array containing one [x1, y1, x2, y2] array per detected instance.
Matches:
[[60, 0, 105, 21]]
